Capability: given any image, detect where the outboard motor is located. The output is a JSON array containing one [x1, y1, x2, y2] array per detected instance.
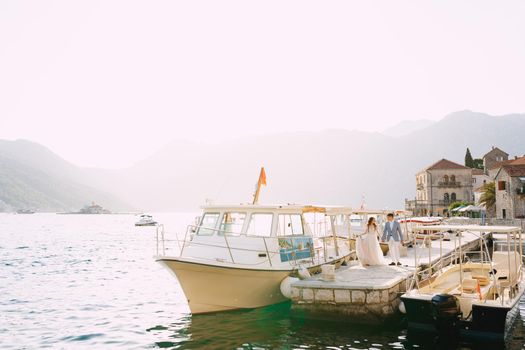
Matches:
[[431, 294, 460, 335]]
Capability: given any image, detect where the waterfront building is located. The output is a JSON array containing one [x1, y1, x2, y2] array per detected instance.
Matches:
[[472, 168, 490, 191], [405, 159, 473, 216], [483, 146, 509, 173], [492, 156, 525, 219]]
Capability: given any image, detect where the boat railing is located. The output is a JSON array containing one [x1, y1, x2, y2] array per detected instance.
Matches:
[[155, 224, 167, 256], [407, 231, 494, 293], [407, 228, 524, 305], [156, 224, 348, 267], [408, 247, 463, 292]]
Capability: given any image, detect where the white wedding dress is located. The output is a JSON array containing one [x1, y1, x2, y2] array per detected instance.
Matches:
[[356, 225, 387, 266]]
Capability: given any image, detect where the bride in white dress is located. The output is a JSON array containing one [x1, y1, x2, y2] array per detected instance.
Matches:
[[356, 217, 387, 266]]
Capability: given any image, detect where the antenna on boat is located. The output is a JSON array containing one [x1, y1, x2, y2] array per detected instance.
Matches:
[[359, 195, 366, 210], [252, 167, 267, 204]]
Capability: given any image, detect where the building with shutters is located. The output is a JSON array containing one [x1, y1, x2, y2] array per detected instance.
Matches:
[[405, 159, 473, 217]]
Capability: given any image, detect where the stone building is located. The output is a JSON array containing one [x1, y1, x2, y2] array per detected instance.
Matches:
[[483, 146, 509, 172], [472, 168, 490, 191], [492, 156, 525, 219], [406, 159, 473, 216]]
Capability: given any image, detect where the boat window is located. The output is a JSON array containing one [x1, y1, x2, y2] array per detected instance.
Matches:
[[330, 214, 349, 235], [349, 215, 362, 227], [219, 212, 246, 235], [246, 213, 273, 236], [197, 213, 220, 235], [277, 214, 304, 236], [331, 214, 345, 226]]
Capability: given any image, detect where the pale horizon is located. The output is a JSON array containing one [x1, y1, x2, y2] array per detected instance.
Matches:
[[1, 1, 525, 168]]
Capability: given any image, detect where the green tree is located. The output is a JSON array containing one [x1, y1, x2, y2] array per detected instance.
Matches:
[[472, 158, 484, 169], [465, 148, 474, 168], [479, 182, 496, 210]]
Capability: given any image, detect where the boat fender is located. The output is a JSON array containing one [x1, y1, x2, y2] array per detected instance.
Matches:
[[398, 301, 406, 314], [280, 276, 299, 299], [297, 266, 311, 280]]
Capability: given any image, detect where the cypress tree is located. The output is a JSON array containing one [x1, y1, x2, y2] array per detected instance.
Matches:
[[465, 148, 474, 168]]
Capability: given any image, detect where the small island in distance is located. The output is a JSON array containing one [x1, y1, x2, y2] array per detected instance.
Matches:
[[58, 202, 111, 215]]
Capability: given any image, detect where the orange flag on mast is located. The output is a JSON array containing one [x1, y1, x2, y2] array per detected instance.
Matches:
[[253, 167, 267, 204], [259, 167, 267, 186]]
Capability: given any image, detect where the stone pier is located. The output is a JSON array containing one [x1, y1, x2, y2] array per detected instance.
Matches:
[[291, 263, 412, 323], [290, 231, 483, 324]]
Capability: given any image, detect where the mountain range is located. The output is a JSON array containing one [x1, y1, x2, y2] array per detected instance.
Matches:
[[0, 140, 127, 212], [1, 110, 524, 212]]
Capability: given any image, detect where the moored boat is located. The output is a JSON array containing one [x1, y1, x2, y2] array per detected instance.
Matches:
[[135, 214, 157, 226], [16, 209, 35, 214], [155, 204, 352, 314], [401, 224, 524, 342]]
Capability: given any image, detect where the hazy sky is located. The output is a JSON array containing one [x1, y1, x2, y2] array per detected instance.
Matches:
[[1, 1, 524, 168]]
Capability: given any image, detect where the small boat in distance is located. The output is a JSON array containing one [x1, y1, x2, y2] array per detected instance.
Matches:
[[59, 202, 111, 214], [135, 214, 157, 226], [16, 209, 35, 214], [78, 202, 110, 214]]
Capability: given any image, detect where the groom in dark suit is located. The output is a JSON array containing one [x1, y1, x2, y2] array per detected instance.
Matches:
[[381, 213, 404, 266]]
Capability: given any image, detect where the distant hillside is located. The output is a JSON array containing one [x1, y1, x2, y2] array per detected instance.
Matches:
[[97, 110, 525, 211], [0, 140, 129, 212], [382, 119, 435, 137]]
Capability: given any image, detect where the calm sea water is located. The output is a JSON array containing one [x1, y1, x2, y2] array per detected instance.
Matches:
[[1, 213, 525, 350]]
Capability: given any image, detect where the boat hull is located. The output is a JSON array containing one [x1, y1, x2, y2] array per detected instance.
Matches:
[[401, 293, 523, 342], [463, 299, 522, 342], [135, 223, 157, 226], [158, 258, 292, 314]]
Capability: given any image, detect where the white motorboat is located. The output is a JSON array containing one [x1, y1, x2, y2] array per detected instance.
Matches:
[[155, 204, 353, 314], [401, 225, 524, 342], [135, 214, 157, 226], [398, 216, 443, 241]]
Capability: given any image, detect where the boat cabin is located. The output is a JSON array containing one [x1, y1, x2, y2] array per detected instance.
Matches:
[[177, 204, 352, 268]]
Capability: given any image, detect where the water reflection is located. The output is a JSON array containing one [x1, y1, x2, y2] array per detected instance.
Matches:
[[149, 303, 411, 349], [148, 300, 525, 350]]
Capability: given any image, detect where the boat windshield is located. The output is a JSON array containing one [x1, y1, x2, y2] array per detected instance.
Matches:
[[277, 214, 304, 236], [196, 213, 220, 235], [246, 213, 273, 237], [349, 215, 362, 227], [332, 214, 346, 226], [218, 212, 246, 235], [330, 214, 350, 235]]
